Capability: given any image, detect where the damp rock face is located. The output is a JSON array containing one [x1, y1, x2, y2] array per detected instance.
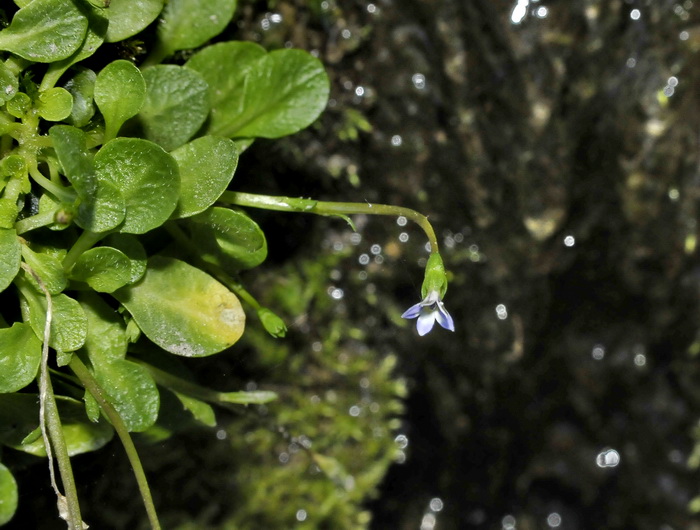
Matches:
[[236, 1, 700, 529]]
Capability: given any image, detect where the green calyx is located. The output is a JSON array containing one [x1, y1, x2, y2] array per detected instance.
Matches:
[[421, 252, 448, 300]]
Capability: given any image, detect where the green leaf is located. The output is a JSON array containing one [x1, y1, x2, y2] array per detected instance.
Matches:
[[38, 87, 73, 121], [0, 229, 20, 292], [186, 42, 330, 138], [218, 390, 277, 405], [0, 0, 89, 62], [0, 462, 18, 526], [0, 62, 18, 104], [94, 138, 179, 234], [103, 0, 165, 43], [70, 246, 132, 292], [0, 199, 18, 228], [63, 67, 97, 127], [0, 394, 113, 457], [50, 124, 126, 232], [91, 358, 160, 432], [104, 233, 147, 283], [155, 0, 237, 57], [171, 136, 238, 218], [173, 391, 216, 427], [79, 291, 128, 362], [188, 206, 267, 270], [19, 282, 87, 352], [113, 256, 245, 357], [137, 65, 210, 151], [20, 244, 67, 295], [0, 322, 41, 393], [94, 60, 146, 141]]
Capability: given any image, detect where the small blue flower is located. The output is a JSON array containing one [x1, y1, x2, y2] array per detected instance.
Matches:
[[402, 290, 455, 336]]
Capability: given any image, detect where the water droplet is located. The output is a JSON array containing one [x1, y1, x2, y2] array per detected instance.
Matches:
[[536, 6, 548, 18], [626, 57, 637, 68], [341, 28, 352, 39], [355, 86, 365, 97], [680, 30, 690, 40], [371, 244, 382, 255], [395, 434, 409, 449], [360, 377, 370, 389], [270, 12, 282, 23], [374, 255, 384, 264], [634, 353, 646, 367], [563, 235, 575, 247], [420, 513, 437, 530], [329, 287, 344, 300], [359, 253, 370, 265], [630, 8, 641, 20], [596, 448, 620, 467], [668, 76, 679, 87], [350, 233, 362, 244], [592, 344, 605, 360], [279, 452, 290, 464], [547, 512, 562, 528], [496, 304, 508, 320], [391, 134, 403, 147], [412, 73, 426, 90], [429, 498, 444, 512], [396, 450, 407, 463], [510, 0, 529, 24], [502, 514, 517, 530], [397, 216, 408, 226], [349, 405, 361, 417], [216, 429, 227, 440], [663, 86, 675, 97], [399, 232, 409, 242], [367, 3, 377, 14], [312, 341, 322, 352], [296, 509, 307, 522], [333, 241, 344, 251]]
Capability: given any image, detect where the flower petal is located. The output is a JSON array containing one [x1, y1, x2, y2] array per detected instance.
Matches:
[[416, 310, 437, 336], [435, 301, 455, 332], [401, 302, 422, 319]]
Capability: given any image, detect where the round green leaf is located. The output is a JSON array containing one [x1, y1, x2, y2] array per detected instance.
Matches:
[[70, 246, 132, 292], [95, 138, 179, 234], [0, 62, 18, 104], [138, 65, 210, 151], [105, 233, 147, 283], [0, 0, 88, 62], [186, 43, 329, 138], [94, 60, 146, 141], [0, 463, 18, 525], [79, 291, 128, 362], [156, 0, 237, 56], [171, 136, 238, 218], [0, 229, 20, 292], [20, 288, 87, 352], [63, 67, 97, 127], [38, 87, 73, 121], [92, 359, 160, 432], [189, 207, 267, 270], [103, 0, 164, 43], [0, 322, 41, 393], [113, 256, 245, 357]]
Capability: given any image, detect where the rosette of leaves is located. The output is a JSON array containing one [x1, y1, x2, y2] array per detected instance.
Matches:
[[0, 0, 329, 527]]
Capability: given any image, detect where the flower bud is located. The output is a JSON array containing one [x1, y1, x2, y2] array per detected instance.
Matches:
[[257, 308, 287, 338]]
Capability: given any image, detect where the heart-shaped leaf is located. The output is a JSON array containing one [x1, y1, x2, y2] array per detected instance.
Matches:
[[70, 246, 132, 292], [94, 60, 146, 141]]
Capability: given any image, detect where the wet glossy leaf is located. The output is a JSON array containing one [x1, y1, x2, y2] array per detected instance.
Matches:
[[113, 256, 245, 357], [0, 62, 18, 104], [94, 60, 146, 141], [94, 138, 179, 234], [104, 233, 147, 283], [20, 244, 67, 295], [79, 291, 128, 363], [0, 394, 113, 457], [63, 67, 97, 127], [171, 136, 238, 218], [0, 463, 17, 525], [188, 206, 267, 270], [91, 358, 160, 432], [0, 0, 88, 62], [138, 65, 209, 151], [38, 87, 73, 121], [50, 124, 126, 233], [0, 229, 20, 292], [155, 0, 237, 57], [186, 42, 329, 138], [0, 322, 41, 393], [19, 283, 87, 352], [103, 0, 164, 43], [70, 246, 132, 292], [0, 200, 17, 229]]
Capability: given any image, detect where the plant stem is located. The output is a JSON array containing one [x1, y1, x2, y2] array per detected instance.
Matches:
[[29, 166, 76, 204], [21, 263, 84, 529], [220, 191, 440, 253], [62, 230, 105, 271], [15, 208, 57, 234], [69, 356, 162, 530]]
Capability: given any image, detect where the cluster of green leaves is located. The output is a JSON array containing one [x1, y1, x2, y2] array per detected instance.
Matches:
[[0, 0, 329, 526]]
